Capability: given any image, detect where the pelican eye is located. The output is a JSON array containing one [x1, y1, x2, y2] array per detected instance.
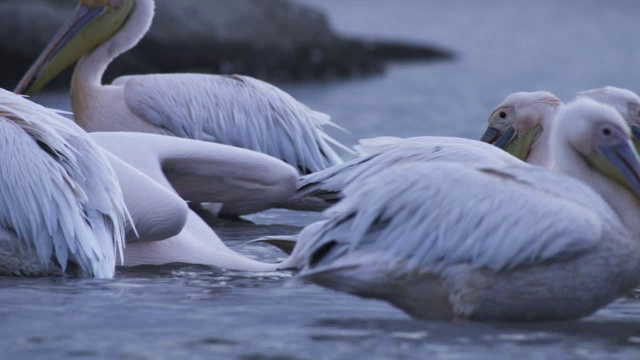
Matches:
[[499, 111, 507, 119]]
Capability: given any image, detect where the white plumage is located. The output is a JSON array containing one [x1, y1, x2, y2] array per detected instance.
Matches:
[[92, 132, 299, 270], [0, 89, 126, 278], [290, 91, 561, 210], [294, 99, 640, 321], [16, 0, 348, 174], [578, 86, 640, 145], [302, 163, 605, 273], [577, 86, 640, 124], [114, 73, 347, 173], [293, 138, 523, 210]]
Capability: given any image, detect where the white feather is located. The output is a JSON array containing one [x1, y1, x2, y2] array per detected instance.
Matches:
[[291, 91, 564, 211], [302, 162, 604, 274], [17, 0, 350, 176], [577, 86, 640, 127], [0, 89, 126, 278], [296, 137, 523, 208], [353, 136, 407, 156], [293, 99, 640, 321], [116, 74, 348, 173]]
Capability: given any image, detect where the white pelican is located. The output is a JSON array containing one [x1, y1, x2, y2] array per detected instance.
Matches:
[[92, 132, 299, 270], [577, 86, 640, 146], [294, 99, 640, 321], [479, 91, 561, 167], [14, 0, 348, 174], [289, 91, 561, 211], [353, 91, 561, 164], [0, 89, 126, 278]]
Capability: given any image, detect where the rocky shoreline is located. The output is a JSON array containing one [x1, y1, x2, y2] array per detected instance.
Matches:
[[0, 0, 453, 90]]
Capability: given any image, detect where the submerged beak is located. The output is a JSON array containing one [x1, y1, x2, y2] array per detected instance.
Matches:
[[598, 138, 640, 198], [15, 3, 107, 96], [481, 127, 516, 149]]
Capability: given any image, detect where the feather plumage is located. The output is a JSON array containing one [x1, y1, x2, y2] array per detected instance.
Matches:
[[0, 89, 126, 277], [295, 137, 523, 209], [302, 162, 605, 275], [295, 99, 640, 321], [115, 73, 349, 174]]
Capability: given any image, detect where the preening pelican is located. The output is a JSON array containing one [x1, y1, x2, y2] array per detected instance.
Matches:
[[288, 91, 561, 211], [92, 132, 298, 270], [0, 89, 126, 278], [15, 0, 348, 174], [577, 86, 640, 148], [294, 99, 640, 321]]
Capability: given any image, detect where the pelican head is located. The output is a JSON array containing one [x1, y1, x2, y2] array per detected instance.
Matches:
[[555, 98, 640, 199], [481, 91, 562, 161], [577, 86, 640, 152], [14, 0, 135, 96]]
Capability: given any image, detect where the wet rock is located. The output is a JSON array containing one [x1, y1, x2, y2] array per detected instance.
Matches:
[[0, 0, 452, 90]]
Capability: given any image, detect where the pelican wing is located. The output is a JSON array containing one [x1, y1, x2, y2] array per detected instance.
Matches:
[[353, 136, 407, 156], [115, 73, 348, 173], [297, 138, 524, 206], [302, 162, 605, 275], [354, 136, 526, 160], [92, 132, 297, 206], [0, 91, 126, 278]]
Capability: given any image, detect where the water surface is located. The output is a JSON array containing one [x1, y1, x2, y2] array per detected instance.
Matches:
[[11, 0, 640, 358]]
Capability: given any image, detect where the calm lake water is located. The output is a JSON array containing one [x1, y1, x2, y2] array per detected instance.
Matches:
[[6, 0, 640, 359]]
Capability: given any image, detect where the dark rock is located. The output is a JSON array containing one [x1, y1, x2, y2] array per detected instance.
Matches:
[[356, 38, 455, 62], [0, 0, 453, 90]]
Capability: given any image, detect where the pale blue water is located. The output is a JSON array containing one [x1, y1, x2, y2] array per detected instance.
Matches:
[[6, 1, 640, 359]]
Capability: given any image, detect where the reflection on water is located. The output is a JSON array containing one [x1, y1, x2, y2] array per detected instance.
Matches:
[[2, 266, 640, 359], [8, 0, 640, 358]]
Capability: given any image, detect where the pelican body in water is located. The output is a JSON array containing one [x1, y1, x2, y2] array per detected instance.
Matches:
[[93, 132, 299, 270], [0, 89, 126, 278], [15, 0, 348, 174], [290, 91, 561, 211], [293, 99, 640, 321]]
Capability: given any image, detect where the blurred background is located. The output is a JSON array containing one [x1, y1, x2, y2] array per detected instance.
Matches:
[[4, 0, 639, 146]]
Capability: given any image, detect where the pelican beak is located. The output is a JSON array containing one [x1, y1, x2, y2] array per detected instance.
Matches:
[[14, 0, 134, 96], [480, 125, 542, 161], [480, 127, 515, 149], [597, 135, 640, 198], [480, 126, 500, 143]]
